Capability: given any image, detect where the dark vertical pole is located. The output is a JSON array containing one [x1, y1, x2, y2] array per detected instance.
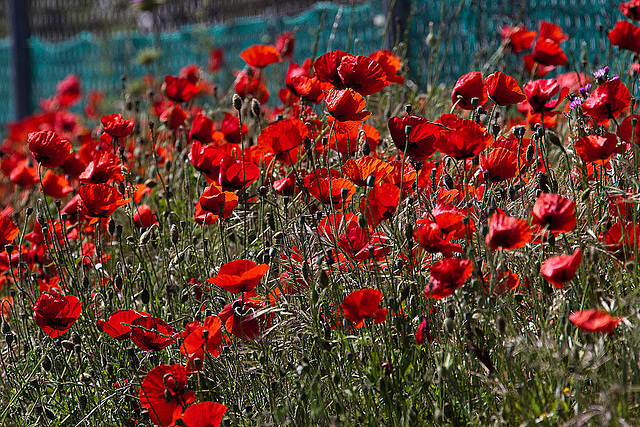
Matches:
[[8, 0, 32, 120], [385, 0, 411, 49]]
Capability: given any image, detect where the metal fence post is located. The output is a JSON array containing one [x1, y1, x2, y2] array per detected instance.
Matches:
[[8, 0, 32, 120]]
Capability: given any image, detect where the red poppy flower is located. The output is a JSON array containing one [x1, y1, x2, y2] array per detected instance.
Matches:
[[189, 112, 216, 144], [9, 160, 38, 187], [189, 141, 227, 180], [55, 74, 81, 107], [0, 216, 19, 249], [451, 71, 487, 110], [335, 224, 390, 262], [198, 184, 239, 219], [501, 25, 537, 52], [305, 174, 355, 211], [342, 156, 393, 186], [531, 193, 576, 235], [480, 147, 518, 182], [101, 113, 134, 138], [41, 170, 73, 199], [342, 288, 387, 329], [275, 31, 295, 59], [138, 364, 195, 427], [368, 49, 404, 85], [324, 88, 371, 123], [234, 69, 269, 103], [574, 133, 619, 163], [608, 20, 640, 53], [484, 71, 526, 106], [218, 155, 260, 191], [78, 183, 130, 222], [415, 315, 432, 345], [415, 221, 463, 256], [98, 309, 149, 340], [133, 204, 158, 228], [28, 130, 72, 168], [538, 21, 568, 43], [337, 54, 387, 95], [540, 248, 582, 288], [218, 297, 264, 341], [207, 259, 269, 294], [603, 221, 640, 261], [430, 202, 476, 239], [523, 78, 568, 114], [79, 151, 123, 184], [388, 115, 441, 160], [620, 0, 640, 20], [569, 309, 622, 334], [33, 291, 81, 338], [485, 211, 532, 251], [208, 47, 224, 72], [160, 104, 188, 131], [181, 401, 228, 427], [360, 182, 400, 226], [220, 112, 247, 145], [257, 118, 308, 163], [529, 38, 568, 67], [434, 114, 492, 160], [240, 44, 281, 68], [424, 257, 472, 299], [130, 316, 175, 352], [164, 75, 199, 103], [180, 315, 223, 360], [581, 79, 631, 124], [618, 114, 640, 145]]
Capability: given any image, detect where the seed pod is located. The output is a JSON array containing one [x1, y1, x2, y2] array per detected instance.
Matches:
[[251, 98, 261, 117], [526, 144, 535, 163], [108, 219, 116, 235], [170, 224, 179, 245], [232, 94, 243, 111]]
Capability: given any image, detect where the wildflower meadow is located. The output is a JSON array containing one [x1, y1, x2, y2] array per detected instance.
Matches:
[[2, 2, 640, 426]]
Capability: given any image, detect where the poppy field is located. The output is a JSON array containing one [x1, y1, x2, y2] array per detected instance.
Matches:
[[3, 3, 640, 425]]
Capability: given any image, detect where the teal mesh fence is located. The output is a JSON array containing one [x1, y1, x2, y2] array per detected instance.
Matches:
[[0, 0, 626, 134]]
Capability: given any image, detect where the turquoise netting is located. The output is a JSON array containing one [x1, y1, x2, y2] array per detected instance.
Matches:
[[0, 0, 624, 133]]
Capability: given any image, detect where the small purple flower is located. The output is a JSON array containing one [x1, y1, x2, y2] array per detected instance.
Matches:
[[579, 84, 592, 98], [593, 66, 610, 80], [569, 98, 583, 110]]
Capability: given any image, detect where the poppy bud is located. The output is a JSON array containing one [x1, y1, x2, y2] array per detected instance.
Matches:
[[537, 172, 549, 193], [443, 173, 454, 190], [4, 244, 13, 255], [497, 316, 506, 334], [470, 97, 480, 108], [404, 223, 414, 241], [170, 224, 179, 245], [362, 140, 371, 156], [394, 259, 403, 271], [491, 124, 500, 138], [141, 288, 150, 305], [108, 218, 116, 235], [232, 94, 243, 111], [340, 187, 349, 200], [404, 125, 412, 136], [251, 98, 261, 117], [42, 355, 52, 372], [443, 318, 455, 335], [139, 228, 152, 245], [319, 270, 329, 288], [581, 189, 591, 202], [78, 394, 87, 410], [365, 174, 376, 187], [357, 213, 368, 229], [405, 104, 412, 114]]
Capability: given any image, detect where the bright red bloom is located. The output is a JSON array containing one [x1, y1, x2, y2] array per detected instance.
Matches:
[[531, 193, 576, 235], [434, 114, 492, 160], [55, 74, 81, 107], [529, 38, 568, 67], [130, 316, 175, 352], [484, 71, 526, 106], [451, 71, 487, 110], [78, 183, 130, 222], [324, 88, 371, 123], [415, 221, 463, 256], [430, 202, 476, 239], [486, 211, 532, 251], [305, 174, 355, 211], [33, 292, 81, 338], [133, 204, 158, 228], [569, 309, 622, 334], [342, 288, 387, 329], [257, 118, 308, 163], [98, 309, 149, 340], [180, 315, 223, 361], [164, 75, 199, 102], [0, 216, 19, 249], [618, 114, 640, 145], [342, 156, 393, 187], [138, 364, 195, 427], [79, 151, 123, 184], [240, 44, 281, 68], [208, 47, 225, 72], [275, 31, 295, 59], [218, 155, 260, 191], [501, 25, 537, 52], [189, 112, 216, 144], [368, 49, 404, 85], [608, 20, 640, 53], [198, 184, 239, 219], [9, 160, 38, 187], [574, 133, 619, 163], [220, 112, 247, 144], [28, 130, 72, 168], [314, 50, 386, 95], [189, 141, 226, 179], [101, 113, 134, 138], [181, 401, 228, 427], [218, 297, 264, 341], [360, 182, 400, 226], [603, 221, 640, 261], [415, 315, 432, 345], [160, 104, 188, 131], [234, 68, 269, 103], [538, 21, 568, 43], [480, 147, 518, 181], [207, 259, 270, 294], [41, 170, 73, 199], [581, 79, 631, 124], [620, 0, 640, 20], [523, 78, 567, 114], [425, 258, 472, 299], [540, 248, 582, 288], [388, 115, 441, 160]]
